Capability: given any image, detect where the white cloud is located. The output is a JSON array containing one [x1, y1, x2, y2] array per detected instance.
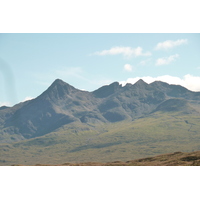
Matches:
[[0, 101, 11, 107], [155, 54, 179, 66], [119, 74, 200, 92], [93, 46, 151, 58], [155, 39, 188, 50], [124, 64, 133, 72], [23, 96, 34, 102]]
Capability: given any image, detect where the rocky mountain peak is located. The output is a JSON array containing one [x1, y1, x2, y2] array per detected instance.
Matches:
[[39, 79, 77, 101], [51, 78, 66, 86], [134, 79, 148, 86], [50, 79, 74, 89], [150, 80, 170, 88], [92, 82, 122, 98]]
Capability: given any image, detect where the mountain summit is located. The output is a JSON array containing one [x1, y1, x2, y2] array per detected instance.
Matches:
[[39, 79, 77, 101], [93, 82, 122, 98], [1, 78, 200, 143], [133, 79, 148, 87]]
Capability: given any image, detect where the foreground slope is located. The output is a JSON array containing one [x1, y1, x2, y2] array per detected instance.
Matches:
[[1, 109, 200, 166], [58, 150, 200, 166]]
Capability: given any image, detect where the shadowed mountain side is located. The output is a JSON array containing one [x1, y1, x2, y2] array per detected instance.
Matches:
[[150, 81, 200, 100], [1, 78, 200, 143], [2, 79, 104, 140]]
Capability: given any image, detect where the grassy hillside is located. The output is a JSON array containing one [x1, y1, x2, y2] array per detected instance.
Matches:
[[1, 111, 200, 166]]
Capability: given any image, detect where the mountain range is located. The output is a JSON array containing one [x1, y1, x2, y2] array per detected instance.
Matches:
[[1, 78, 200, 143]]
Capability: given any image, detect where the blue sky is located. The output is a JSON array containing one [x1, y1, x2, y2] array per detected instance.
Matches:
[[0, 33, 200, 106]]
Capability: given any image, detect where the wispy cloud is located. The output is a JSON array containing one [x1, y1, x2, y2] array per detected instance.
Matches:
[[119, 74, 200, 92], [124, 64, 133, 72], [34, 67, 85, 86], [56, 68, 115, 89], [139, 60, 147, 66], [155, 54, 179, 66], [55, 67, 83, 77], [155, 39, 188, 50], [92, 46, 151, 58], [34, 67, 115, 91], [139, 58, 151, 66], [94, 78, 114, 87]]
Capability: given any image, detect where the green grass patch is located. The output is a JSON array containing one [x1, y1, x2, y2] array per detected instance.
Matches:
[[1, 111, 200, 165]]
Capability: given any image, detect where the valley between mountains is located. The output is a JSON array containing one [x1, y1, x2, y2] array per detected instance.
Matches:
[[1, 79, 200, 166]]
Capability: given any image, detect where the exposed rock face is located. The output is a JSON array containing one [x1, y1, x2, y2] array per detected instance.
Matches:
[[1, 78, 200, 143]]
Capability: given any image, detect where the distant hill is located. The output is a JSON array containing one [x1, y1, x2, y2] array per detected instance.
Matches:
[[0, 106, 10, 111], [1, 78, 200, 143]]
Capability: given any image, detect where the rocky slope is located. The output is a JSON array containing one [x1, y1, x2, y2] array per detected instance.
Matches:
[[58, 150, 200, 166], [1, 78, 200, 143]]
